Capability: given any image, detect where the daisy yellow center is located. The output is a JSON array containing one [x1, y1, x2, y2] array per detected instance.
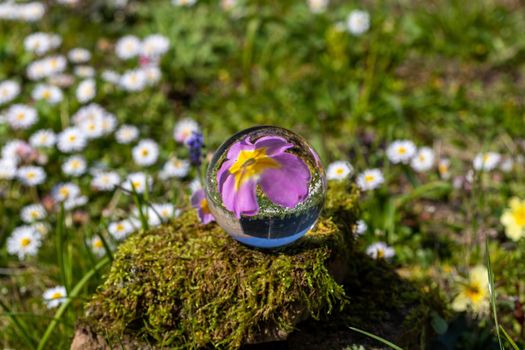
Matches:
[[464, 282, 484, 303], [141, 149, 149, 157], [336, 168, 344, 175], [20, 237, 32, 247], [438, 163, 448, 174], [31, 210, 39, 218], [200, 198, 210, 214], [377, 248, 385, 258], [364, 174, 375, 183], [228, 148, 280, 191], [68, 135, 77, 142], [116, 223, 125, 232], [397, 146, 406, 155], [93, 239, 103, 249], [42, 90, 51, 100], [16, 113, 26, 121], [51, 292, 63, 299], [131, 180, 142, 189], [512, 206, 525, 227], [59, 187, 70, 198], [26, 172, 36, 179], [71, 160, 80, 169]]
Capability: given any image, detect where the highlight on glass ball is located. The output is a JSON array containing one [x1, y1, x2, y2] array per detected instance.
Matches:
[[205, 126, 326, 248]]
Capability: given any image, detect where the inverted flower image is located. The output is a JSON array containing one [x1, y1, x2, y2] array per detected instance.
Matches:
[[217, 135, 310, 218]]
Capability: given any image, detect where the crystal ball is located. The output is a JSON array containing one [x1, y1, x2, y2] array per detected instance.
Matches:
[[205, 126, 326, 248]]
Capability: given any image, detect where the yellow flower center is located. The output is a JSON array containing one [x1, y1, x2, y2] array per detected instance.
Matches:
[[20, 237, 31, 247], [397, 146, 406, 155], [512, 206, 525, 227], [141, 149, 149, 157], [93, 239, 103, 249], [26, 172, 36, 179], [364, 175, 375, 183], [16, 113, 25, 121], [200, 198, 210, 214], [465, 282, 483, 303], [42, 90, 51, 100], [377, 248, 385, 258], [228, 148, 280, 191], [116, 223, 125, 232], [59, 187, 70, 198], [51, 292, 63, 300], [336, 168, 344, 175]]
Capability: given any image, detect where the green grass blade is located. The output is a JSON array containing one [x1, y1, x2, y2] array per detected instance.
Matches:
[[499, 325, 521, 350], [0, 298, 37, 349], [348, 326, 405, 350], [485, 240, 504, 350], [37, 257, 109, 350]]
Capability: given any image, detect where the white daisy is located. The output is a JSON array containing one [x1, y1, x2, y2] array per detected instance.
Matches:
[[91, 171, 120, 191], [24, 32, 61, 55], [159, 157, 190, 179], [76, 79, 96, 103], [356, 168, 384, 191], [52, 182, 80, 202], [6, 104, 38, 130], [386, 140, 416, 164], [143, 66, 161, 86], [2, 139, 26, 162], [473, 152, 501, 171], [68, 48, 91, 63], [172, 0, 197, 6], [366, 242, 395, 259], [30, 129, 56, 148], [307, 0, 329, 13], [122, 172, 151, 194], [189, 178, 202, 193], [17, 166, 46, 186], [355, 220, 367, 235], [120, 69, 147, 92], [326, 161, 352, 180], [17, 2, 46, 22], [141, 34, 170, 58], [62, 155, 87, 177], [7, 226, 42, 260], [0, 80, 21, 105], [0, 157, 17, 179], [132, 139, 159, 167], [57, 127, 87, 153], [347, 10, 370, 36], [79, 115, 104, 139], [108, 220, 134, 240], [115, 35, 141, 60], [410, 147, 435, 172], [32, 222, 50, 236], [74, 66, 95, 78], [173, 118, 200, 144], [21, 203, 46, 223], [115, 124, 139, 144], [42, 286, 67, 309], [32, 84, 63, 104], [148, 203, 179, 227], [101, 70, 121, 84], [89, 236, 106, 257], [438, 159, 451, 179]]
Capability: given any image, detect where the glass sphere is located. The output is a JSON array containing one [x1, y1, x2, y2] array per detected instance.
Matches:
[[205, 126, 326, 248]]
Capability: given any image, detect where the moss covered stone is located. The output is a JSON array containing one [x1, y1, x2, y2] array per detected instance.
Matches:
[[74, 182, 444, 349]]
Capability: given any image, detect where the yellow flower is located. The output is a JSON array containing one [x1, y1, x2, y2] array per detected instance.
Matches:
[[452, 265, 489, 315], [501, 197, 525, 241]]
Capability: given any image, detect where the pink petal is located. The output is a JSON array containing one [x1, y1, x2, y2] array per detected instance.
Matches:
[[259, 153, 310, 208], [253, 135, 293, 156], [221, 175, 259, 218]]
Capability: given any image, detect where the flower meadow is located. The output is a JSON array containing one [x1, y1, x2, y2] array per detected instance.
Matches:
[[1, 0, 525, 348]]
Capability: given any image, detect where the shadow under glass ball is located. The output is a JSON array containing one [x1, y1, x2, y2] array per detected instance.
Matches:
[[205, 126, 326, 248]]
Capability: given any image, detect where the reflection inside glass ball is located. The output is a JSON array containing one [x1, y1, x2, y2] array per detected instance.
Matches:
[[205, 126, 326, 248]]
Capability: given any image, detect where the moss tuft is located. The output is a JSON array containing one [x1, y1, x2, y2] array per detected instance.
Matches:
[[84, 182, 359, 349]]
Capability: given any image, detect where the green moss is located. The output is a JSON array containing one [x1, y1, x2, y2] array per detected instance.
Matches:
[[84, 182, 359, 349], [81, 182, 443, 349]]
